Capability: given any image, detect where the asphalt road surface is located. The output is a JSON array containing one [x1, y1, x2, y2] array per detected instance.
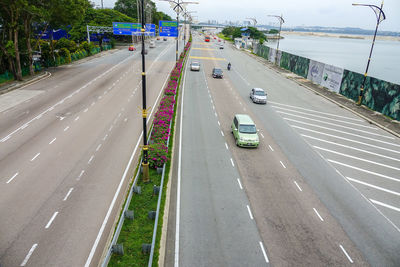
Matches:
[[0, 39, 177, 267], [165, 33, 400, 266]]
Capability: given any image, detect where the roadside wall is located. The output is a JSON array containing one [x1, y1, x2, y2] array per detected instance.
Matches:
[[254, 44, 400, 121]]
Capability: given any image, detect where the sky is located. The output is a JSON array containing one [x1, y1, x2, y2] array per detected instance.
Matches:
[[94, 0, 400, 32]]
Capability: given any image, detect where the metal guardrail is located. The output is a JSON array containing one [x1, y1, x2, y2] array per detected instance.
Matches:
[[101, 43, 190, 267]]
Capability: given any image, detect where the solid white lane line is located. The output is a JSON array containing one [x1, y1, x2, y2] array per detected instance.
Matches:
[[294, 181, 303, 191], [273, 105, 379, 130], [313, 208, 324, 221], [302, 134, 400, 163], [370, 199, 400, 212], [31, 153, 40, 161], [315, 146, 400, 171], [1, 135, 11, 142], [339, 244, 354, 263], [74, 116, 80, 121], [64, 126, 70, 131], [49, 138, 57, 145], [280, 161, 286, 169], [285, 118, 400, 148], [21, 123, 29, 129], [84, 108, 89, 112], [96, 144, 102, 152], [347, 177, 400, 196], [259, 241, 270, 263], [279, 111, 390, 139], [6, 172, 19, 184], [328, 159, 400, 183], [63, 188, 74, 201], [20, 244, 38, 266], [45, 211, 59, 229], [260, 133, 264, 138], [217, 121, 220, 126], [36, 114, 42, 119], [269, 101, 363, 121], [225, 143, 228, 150], [246, 205, 254, 220], [230, 158, 235, 167], [237, 178, 243, 189], [295, 126, 400, 155], [221, 130, 224, 136], [88, 155, 94, 164]]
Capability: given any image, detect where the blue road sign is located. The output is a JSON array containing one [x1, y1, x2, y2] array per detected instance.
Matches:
[[112, 22, 141, 35], [159, 21, 178, 37]]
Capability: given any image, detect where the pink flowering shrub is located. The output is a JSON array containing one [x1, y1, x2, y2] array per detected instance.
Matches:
[[148, 143, 169, 168], [148, 36, 192, 169]]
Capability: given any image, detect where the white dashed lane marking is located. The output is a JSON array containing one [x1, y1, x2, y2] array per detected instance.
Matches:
[[49, 138, 56, 145], [31, 153, 40, 162], [6, 172, 19, 184], [20, 244, 38, 266], [45, 212, 59, 229], [63, 188, 74, 201]]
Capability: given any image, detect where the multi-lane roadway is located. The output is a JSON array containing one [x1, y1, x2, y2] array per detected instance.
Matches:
[[165, 33, 400, 266], [0, 39, 178, 266]]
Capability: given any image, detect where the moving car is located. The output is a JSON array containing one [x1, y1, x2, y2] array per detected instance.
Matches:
[[212, 68, 223, 78], [231, 114, 259, 148], [205, 36, 210, 42], [128, 45, 136, 51], [163, 37, 167, 41], [149, 40, 155, 48], [219, 43, 224, 49], [250, 88, 267, 104], [157, 37, 160, 40], [190, 61, 200, 71]]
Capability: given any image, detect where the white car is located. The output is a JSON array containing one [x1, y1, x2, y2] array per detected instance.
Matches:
[[190, 61, 200, 71], [149, 40, 155, 48], [250, 88, 267, 104]]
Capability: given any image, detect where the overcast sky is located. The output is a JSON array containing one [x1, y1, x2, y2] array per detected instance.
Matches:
[[95, 0, 400, 32]]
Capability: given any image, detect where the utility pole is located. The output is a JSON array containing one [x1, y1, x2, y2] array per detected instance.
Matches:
[[268, 14, 284, 64]]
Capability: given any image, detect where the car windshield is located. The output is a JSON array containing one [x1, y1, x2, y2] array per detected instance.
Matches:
[[214, 69, 222, 74], [192, 62, 199, 66], [239, 124, 257, 134], [254, 90, 265, 96]]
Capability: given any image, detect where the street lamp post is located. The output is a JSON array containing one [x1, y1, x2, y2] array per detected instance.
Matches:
[[268, 14, 284, 64], [352, 1, 386, 106], [183, 10, 196, 46], [159, 0, 198, 62], [140, 0, 150, 183]]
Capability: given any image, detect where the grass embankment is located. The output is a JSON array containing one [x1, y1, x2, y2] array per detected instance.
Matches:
[[108, 40, 190, 267], [217, 33, 233, 42]]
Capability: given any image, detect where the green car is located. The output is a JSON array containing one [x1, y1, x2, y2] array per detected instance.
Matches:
[[231, 114, 259, 148]]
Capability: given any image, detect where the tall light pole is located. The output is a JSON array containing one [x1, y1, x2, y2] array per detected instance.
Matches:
[[352, 1, 386, 106], [140, 0, 150, 182], [159, 0, 198, 62], [268, 14, 284, 64], [183, 10, 196, 45]]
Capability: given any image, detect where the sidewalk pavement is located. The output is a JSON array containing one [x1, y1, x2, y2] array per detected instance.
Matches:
[[245, 50, 400, 139]]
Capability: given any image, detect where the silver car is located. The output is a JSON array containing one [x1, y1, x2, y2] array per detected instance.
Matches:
[[250, 88, 267, 104], [190, 61, 200, 71]]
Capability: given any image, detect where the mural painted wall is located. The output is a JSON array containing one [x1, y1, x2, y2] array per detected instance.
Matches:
[[254, 43, 400, 121], [340, 71, 400, 120]]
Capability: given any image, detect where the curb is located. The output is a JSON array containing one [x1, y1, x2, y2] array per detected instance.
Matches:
[[242, 50, 400, 139], [0, 71, 51, 96]]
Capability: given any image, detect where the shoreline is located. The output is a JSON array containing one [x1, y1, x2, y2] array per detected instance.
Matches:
[[281, 31, 400, 41]]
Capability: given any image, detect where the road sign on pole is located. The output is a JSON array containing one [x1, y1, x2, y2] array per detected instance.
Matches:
[[159, 20, 178, 37], [112, 22, 141, 35]]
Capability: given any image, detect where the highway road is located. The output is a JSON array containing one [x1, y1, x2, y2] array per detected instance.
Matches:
[[165, 33, 400, 266], [0, 39, 177, 266]]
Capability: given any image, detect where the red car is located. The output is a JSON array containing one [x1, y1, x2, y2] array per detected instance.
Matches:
[[128, 45, 136, 51]]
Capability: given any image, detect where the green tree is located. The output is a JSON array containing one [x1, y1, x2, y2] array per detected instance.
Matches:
[[269, 29, 279, 34]]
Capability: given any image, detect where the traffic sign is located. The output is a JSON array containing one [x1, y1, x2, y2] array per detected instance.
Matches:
[[159, 21, 178, 37], [112, 22, 141, 35]]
